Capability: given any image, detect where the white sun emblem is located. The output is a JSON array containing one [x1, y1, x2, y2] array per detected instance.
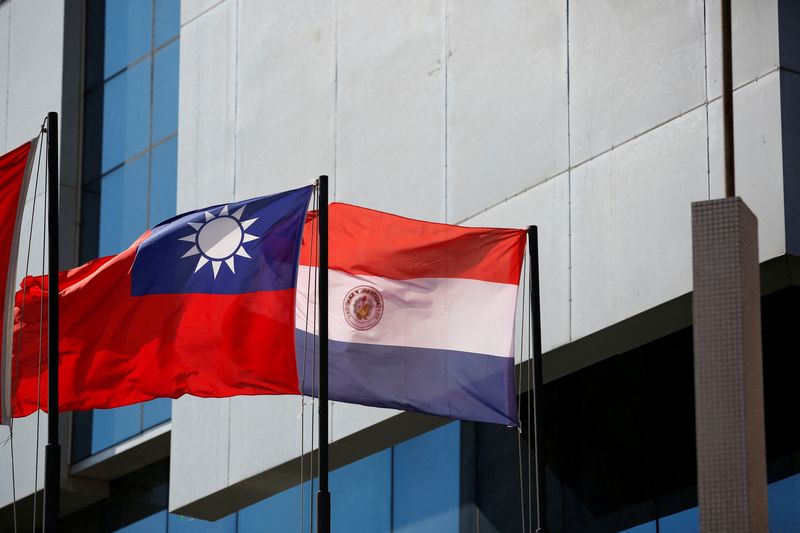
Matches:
[[178, 205, 259, 278]]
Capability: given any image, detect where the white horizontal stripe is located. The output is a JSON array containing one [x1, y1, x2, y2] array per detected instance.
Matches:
[[296, 266, 518, 358]]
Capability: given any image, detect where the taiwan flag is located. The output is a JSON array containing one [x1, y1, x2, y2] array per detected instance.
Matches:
[[4, 185, 313, 422]]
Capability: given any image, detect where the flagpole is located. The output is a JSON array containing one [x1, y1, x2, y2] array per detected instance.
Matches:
[[527, 226, 546, 533], [44, 111, 60, 532], [722, 0, 735, 198], [317, 175, 330, 533]]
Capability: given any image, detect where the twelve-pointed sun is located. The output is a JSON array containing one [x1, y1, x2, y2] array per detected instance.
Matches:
[[178, 205, 259, 278]]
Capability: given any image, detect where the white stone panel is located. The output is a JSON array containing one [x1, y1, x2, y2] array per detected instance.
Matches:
[[335, 0, 445, 221], [465, 173, 571, 354], [227, 395, 314, 486], [0, 413, 47, 509], [235, 0, 335, 200], [708, 71, 785, 261], [181, 0, 227, 26], [0, 3, 9, 151], [177, 0, 236, 212], [706, 0, 779, 99], [0, 0, 63, 507], [571, 108, 709, 340], [225, 397, 397, 489], [446, 0, 568, 222], [169, 397, 231, 512], [15, 192, 48, 282], [329, 402, 399, 443], [172, 394, 398, 513], [569, 0, 706, 164], [5, 0, 63, 149]]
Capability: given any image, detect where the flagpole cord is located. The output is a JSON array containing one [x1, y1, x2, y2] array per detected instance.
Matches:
[[299, 184, 319, 533], [516, 253, 528, 532], [33, 122, 48, 532], [6, 121, 47, 533]]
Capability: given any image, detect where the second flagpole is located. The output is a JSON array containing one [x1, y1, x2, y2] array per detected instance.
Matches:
[[528, 226, 546, 533], [44, 112, 60, 533], [317, 175, 330, 533]]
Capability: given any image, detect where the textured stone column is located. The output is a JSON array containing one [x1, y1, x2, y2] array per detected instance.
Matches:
[[692, 197, 768, 532]]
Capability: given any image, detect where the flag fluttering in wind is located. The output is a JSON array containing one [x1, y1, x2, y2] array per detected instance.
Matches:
[[0, 140, 38, 424], [4, 185, 312, 421], [296, 203, 526, 427]]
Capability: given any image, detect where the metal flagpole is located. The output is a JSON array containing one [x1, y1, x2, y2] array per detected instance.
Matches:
[[317, 175, 330, 533], [44, 111, 60, 532], [527, 226, 547, 533], [722, 0, 735, 198]]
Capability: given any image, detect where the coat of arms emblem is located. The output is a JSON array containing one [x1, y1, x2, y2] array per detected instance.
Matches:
[[343, 285, 384, 331]]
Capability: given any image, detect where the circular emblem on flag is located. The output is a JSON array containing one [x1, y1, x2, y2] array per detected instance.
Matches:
[[343, 285, 384, 331]]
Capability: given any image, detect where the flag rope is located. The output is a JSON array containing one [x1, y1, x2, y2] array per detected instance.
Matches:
[[516, 252, 528, 532], [32, 123, 48, 533], [5, 124, 46, 533], [299, 184, 319, 533]]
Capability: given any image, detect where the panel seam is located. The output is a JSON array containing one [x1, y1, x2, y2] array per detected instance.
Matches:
[[443, 0, 449, 223], [455, 66, 781, 225], [180, 0, 227, 28], [566, 0, 572, 342], [332, 0, 339, 200], [232, 0, 239, 201], [703, 0, 712, 200]]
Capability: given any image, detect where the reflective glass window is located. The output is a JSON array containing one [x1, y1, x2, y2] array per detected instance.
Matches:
[[99, 154, 149, 256], [91, 404, 142, 455], [75, 0, 180, 462], [104, 0, 153, 77], [142, 398, 172, 430], [769, 474, 800, 532], [619, 522, 657, 533], [150, 137, 178, 225], [154, 0, 181, 47], [659, 507, 698, 532], [102, 59, 152, 172], [153, 42, 180, 143], [331, 450, 391, 532], [115, 510, 167, 532], [168, 513, 237, 532], [393, 422, 460, 532], [238, 482, 307, 532]]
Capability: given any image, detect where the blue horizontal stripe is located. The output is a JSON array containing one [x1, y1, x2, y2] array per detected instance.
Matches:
[[295, 330, 518, 426]]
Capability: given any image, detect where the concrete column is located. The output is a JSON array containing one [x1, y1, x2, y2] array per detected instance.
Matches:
[[691, 197, 768, 532]]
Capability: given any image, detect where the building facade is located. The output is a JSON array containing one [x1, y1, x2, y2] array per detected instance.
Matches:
[[0, 0, 799, 531]]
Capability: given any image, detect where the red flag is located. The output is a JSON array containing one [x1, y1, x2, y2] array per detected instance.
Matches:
[[0, 140, 37, 424], [8, 187, 312, 419]]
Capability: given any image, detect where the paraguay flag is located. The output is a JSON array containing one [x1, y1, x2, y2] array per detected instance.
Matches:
[[296, 203, 526, 427], [5, 185, 312, 421]]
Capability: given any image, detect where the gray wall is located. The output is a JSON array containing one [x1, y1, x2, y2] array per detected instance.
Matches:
[[0, 2, 98, 523], [0, 0, 65, 514], [0, 0, 63, 518], [170, 0, 791, 519]]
